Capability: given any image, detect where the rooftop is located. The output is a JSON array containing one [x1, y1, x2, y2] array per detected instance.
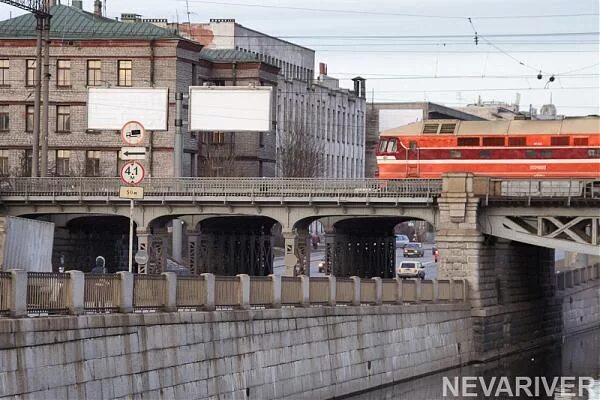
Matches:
[[199, 48, 260, 63], [0, 5, 181, 40]]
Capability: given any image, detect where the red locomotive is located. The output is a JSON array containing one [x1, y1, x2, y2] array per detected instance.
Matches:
[[376, 117, 600, 179]]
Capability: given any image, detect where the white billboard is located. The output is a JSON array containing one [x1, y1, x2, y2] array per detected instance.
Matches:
[[87, 88, 169, 130], [189, 86, 272, 132]]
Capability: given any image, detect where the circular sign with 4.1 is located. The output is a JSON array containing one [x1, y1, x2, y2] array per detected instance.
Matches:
[[120, 161, 145, 185]]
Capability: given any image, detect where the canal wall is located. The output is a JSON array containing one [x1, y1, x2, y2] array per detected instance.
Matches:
[[0, 304, 472, 399], [561, 278, 600, 336]]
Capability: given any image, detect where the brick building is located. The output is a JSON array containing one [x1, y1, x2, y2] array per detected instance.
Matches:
[[0, 4, 279, 178], [153, 19, 367, 178]]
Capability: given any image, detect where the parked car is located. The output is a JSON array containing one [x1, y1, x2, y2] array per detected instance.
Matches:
[[395, 234, 410, 248], [397, 261, 425, 279], [403, 242, 425, 257]]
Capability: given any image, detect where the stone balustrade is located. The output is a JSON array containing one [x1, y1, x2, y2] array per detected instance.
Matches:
[[0, 270, 468, 317]]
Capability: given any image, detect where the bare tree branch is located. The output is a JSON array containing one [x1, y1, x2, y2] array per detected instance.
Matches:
[[277, 120, 324, 178]]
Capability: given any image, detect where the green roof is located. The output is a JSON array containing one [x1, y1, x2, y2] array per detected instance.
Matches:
[[200, 48, 260, 63], [0, 5, 181, 40]]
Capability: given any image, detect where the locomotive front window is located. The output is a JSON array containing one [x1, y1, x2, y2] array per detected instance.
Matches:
[[379, 139, 388, 152], [386, 140, 397, 153]]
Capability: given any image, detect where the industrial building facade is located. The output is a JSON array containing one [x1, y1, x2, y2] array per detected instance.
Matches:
[[163, 19, 367, 178]]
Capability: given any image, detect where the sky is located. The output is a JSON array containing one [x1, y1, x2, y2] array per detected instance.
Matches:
[[1, 0, 598, 116]]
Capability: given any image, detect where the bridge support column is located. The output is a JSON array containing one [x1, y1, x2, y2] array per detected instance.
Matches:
[[296, 228, 311, 276], [437, 173, 561, 361], [136, 228, 151, 274], [283, 231, 297, 276], [323, 233, 335, 275], [186, 229, 200, 275]]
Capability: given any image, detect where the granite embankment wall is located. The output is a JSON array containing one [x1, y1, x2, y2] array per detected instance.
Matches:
[[0, 304, 472, 399], [561, 280, 600, 336]]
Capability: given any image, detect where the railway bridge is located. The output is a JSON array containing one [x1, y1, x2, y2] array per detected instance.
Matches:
[[0, 174, 597, 275], [1, 173, 599, 361]]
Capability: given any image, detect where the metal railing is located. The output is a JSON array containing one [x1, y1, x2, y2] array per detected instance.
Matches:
[[281, 276, 302, 305], [336, 278, 354, 304], [485, 178, 600, 204], [381, 279, 397, 303], [1, 272, 469, 317], [249, 276, 272, 306], [308, 277, 329, 304], [133, 275, 166, 310], [215, 276, 239, 307], [0, 177, 443, 200], [360, 279, 376, 304], [176, 276, 207, 309], [26, 272, 69, 314], [556, 264, 600, 291], [84, 274, 120, 312], [0, 272, 11, 316]]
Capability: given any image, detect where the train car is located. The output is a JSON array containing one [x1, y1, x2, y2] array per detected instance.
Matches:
[[376, 117, 600, 179]]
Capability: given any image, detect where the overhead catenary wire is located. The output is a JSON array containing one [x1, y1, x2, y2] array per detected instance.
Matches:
[[176, 0, 598, 20]]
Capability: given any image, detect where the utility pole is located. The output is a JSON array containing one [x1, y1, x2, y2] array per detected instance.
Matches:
[[40, 16, 50, 176], [173, 92, 184, 262], [174, 92, 183, 177]]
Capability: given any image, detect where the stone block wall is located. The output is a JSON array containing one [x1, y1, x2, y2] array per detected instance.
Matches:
[[562, 281, 600, 336], [0, 305, 472, 399]]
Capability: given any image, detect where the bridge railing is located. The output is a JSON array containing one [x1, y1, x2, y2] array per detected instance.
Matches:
[[483, 178, 600, 204], [0, 271, 468, 317], [0, 177, 443, 199], [556, 264, 600, 291]]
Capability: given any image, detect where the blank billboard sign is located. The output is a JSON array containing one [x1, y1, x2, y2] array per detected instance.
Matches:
[[87, 88, 169, 130], [189, 86, 272, 132]]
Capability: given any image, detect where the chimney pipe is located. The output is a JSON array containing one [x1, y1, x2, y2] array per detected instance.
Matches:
[[319, 62, 327, 76], [94, 0, 102, 16], [360, 79, 366, 99], [46, 0, 56, 7]]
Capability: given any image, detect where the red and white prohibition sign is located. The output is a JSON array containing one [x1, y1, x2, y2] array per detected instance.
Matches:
[[120, 161, 145, 185]]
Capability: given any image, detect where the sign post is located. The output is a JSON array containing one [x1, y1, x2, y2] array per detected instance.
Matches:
[[119, 121, 147, 273]]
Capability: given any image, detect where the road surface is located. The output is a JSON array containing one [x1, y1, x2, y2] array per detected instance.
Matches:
[[273, 243, 438, 279]]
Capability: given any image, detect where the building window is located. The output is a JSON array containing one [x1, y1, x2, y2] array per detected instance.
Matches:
[[573, 137, 588, 146], [56, 60, 71, 87], [26, 105, 34, 132], [0, 150, 8, 176], [259, 132, 264, 147], [56, 105, 70, 132], [26, 59, 36, 86], [209, 131, 225, 144], [87, 60, 102, 86], [0, 59, 9, 86], [86, 150, 100, 176], [0, 106, 8, 131], [56, 150, 70, 176], [117, 60, 132, 86]]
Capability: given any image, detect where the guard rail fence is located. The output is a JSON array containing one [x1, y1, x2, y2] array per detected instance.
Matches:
[[0, 271, 468, 317]]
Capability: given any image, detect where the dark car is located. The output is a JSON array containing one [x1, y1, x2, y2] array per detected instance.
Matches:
[[403, 242, 425, 258]]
